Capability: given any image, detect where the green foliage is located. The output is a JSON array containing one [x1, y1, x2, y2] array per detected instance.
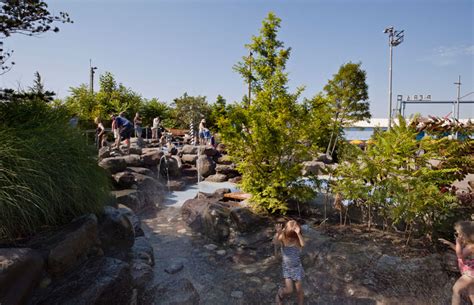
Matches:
[[0, 94, 109, 240], [333, 116, 471, 237], [139, 98, 172, 127], [221, 12, 320, 213], [170, 93, 211, 129], [323, 62, 370, 156], [208, 94, 227, 132]]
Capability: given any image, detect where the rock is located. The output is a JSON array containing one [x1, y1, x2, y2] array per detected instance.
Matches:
[[167, 180, 186, 191], [131, 173, 164, 207], [316, 153, 333, 164], [228, 176, 242, 183], [181, 154, 198, 164], [181, 145, 198, 155], [130, 259, 153, 290], [99, 157, 128, 174], [215, 164, 239, 178], [231, 290, 243, 299], [202, 145, 217, 157], [197, 155, 216, 178], [216, 143, 226, 154], [126, 166, 155, 177], [141, 150, 164, 167], [229, 207, 266, 233], [30, 257, 132, 305], [98, 146, 111, 159], [113, 171, 136, 189], [98, 206, 135, 256], [112, 189, 143, 211], [0, 248, 44, 305], [204, 244, 218, 251], [123, 154, 144, 167], [129, 147, 142, 155], [230, 227, 273, 248], [148, 278, 200, 305], [131, 137, 145, 148], [177, 228, 187, 234], [159, 155, 181, 179], [182, 197, 213, 232], [216, 250, 226, 256], [301, 160, 326, 176], [202, 203, 231, 243], [129, 236, 155, 266], [205, 173, 228, 182], [216, 155, 232, 165], [118, 204, 144, 237], [47, 214, 100, 276], [165, 263, 184, 274]]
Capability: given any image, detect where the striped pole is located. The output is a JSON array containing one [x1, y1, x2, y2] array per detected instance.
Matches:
[[189, 120, 195, 145]]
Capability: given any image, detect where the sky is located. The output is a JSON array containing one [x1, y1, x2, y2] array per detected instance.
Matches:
[[1, 0, 473, 119]]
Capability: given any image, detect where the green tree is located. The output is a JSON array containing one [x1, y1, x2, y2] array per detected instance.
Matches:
[[28, 71, 54, 102], [140, 98, 172, 127], [208, 94, 227, 132], [170, 93, 211, 129], [324, 62, 370, 156], [220, 12, 318, 213]]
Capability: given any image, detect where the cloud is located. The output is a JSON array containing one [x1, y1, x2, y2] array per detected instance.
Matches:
[[420, 45, 474, 66]]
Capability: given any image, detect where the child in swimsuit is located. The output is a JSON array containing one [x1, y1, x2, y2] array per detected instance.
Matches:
[[273, 220, 305, 305], [439, 221, 474, 305]]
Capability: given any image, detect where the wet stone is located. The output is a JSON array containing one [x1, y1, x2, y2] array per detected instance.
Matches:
[[204, 244, 218, 251], [165, 263, 184, 274], [231, 290, 243, 299], [216, 250, 227, 256]]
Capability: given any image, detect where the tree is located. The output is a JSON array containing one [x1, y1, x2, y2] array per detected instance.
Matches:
[[140, 98, 172, 127], [0, 0, 72, 73], [170, 93, 211, 129], [28, 71, 54, 102], [208, 94, 227, 132], [323, 62, 370, 156], [220, 12, 319, 213]]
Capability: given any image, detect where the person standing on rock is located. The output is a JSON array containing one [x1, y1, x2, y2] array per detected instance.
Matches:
[[439, 221, 474, 305], [94, 117, 106, 149], [274, 220, 305, 305], [112, 113, 133, 153], [152, 116, 160, 141], [134, 112, 143, 138]]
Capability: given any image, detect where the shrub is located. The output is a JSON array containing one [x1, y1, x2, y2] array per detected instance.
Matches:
[[0, 97, 110, 240]]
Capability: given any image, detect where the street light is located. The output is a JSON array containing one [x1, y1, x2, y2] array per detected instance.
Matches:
[[89, 59, 97, 94], [384, 26, 404, 130]]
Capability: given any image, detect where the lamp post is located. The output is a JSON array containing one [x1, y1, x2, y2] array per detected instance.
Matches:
[[384, 26, 404, 130], [89, 59, 97, 94]]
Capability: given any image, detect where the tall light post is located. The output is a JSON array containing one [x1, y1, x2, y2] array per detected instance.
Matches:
[[89, 59, 97, 95], [384, 26, 404, 130]]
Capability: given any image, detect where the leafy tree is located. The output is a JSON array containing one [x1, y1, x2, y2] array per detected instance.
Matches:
[[220, 12, 319, 213], [170, 93, 211, 129], [324, 62, 370, 156], [333, 116, 471, 239], [28, 71, 54, 102], [139, 98, 172, 127], [208, 94, 227, 132], [0, 0, 72, 73]]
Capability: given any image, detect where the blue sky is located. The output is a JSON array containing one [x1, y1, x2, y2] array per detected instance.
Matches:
[[1, 0, 473, 118]]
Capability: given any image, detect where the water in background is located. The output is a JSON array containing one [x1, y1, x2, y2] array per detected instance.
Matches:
[[343, 127, 387, 141]]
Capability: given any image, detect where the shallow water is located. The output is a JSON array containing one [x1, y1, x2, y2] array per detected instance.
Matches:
[[162, 181, 239, 207]]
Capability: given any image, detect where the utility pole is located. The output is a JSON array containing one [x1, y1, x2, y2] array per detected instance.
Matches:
[[454, 75, 461, 121], [89, 59, 97, 95], [384, 26, 404, 130], [248, 51, 253, 107]]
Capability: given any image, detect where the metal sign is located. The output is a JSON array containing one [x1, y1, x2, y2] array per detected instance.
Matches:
[[398, 95, 432, 102]]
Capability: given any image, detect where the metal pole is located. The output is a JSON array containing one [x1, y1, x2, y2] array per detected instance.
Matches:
[[455, 75, 461, 120], [388, 36, 393, 130]]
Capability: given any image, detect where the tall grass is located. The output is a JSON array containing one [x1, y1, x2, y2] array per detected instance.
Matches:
[[0, 98, 110, 240]]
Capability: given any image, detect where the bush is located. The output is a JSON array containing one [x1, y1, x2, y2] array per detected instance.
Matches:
[[0, 97, 110, 240]]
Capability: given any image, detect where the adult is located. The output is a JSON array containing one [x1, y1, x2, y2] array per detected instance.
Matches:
[[198, 119, 206, 145], [134, 112, 143, 138], [112, 113, 133, 153], [94, 117, 106, 149], [152, 116, 160, 141]]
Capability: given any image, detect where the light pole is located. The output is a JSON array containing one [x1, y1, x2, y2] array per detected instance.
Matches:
[[89, 59, 97, 94], [384, 26, 404, 130]]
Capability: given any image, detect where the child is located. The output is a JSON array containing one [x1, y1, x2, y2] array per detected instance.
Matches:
[[439, 221, 474, 305], [274, 220, 305, 305]]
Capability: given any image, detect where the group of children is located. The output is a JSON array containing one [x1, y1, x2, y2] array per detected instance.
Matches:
[[272, 219, 474, 305]]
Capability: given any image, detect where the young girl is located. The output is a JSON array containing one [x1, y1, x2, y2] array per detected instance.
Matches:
[[439, 221, 474, 305], [274, 220, 305, 305]]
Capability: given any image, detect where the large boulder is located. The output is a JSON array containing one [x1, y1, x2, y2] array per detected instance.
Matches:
[[130, 260, 153, 291], [0, 248, 44, 305], [112, 171, 136, 189], [129, 236, 155, 266], [122, 154, 143, 167], [181, 145, 198, 155], [215, 164, 240, 178], [216, 155, 232, 165], [196, 155, 216, 178], [216, 143, 226, 154], [158, 155, 181, 179], [98, 146, 111, 160], [301, 160, 326, 176], [30, 257, 132, 305], [202, 145, 217, 157], [141, 149, 164, 167], [99, 157, 127, 174], [112, 189, 143, 211], [118, 204, 144, 237], [316, 153, 333, 164], [98, 207, 135, 256], [126, 167, 155, 178], [229, 207, 266, 233], [181, 154, 198, 165], [205, 173, 228, 183]]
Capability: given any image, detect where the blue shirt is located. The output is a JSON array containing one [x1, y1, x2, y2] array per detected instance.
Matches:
[[115, 116, 132, 128]]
